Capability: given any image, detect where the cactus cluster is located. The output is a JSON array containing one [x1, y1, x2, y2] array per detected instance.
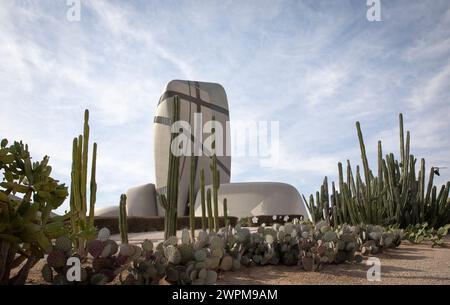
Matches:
[[39, 219, 429, 285], [159, 96, 180, 239], [118, 240, 167, 285], [355, 225, 403, 256], [161, 104, 228, 239], [191, 155, 228, 236], [159, 228, 239, 285], [70, 109, 98, 254], [403, 222, 450, 247], [306, 114, 450, 229], [42, 228, 126, 285], [0, 139, 69, 285], [231, 220, 403, 272]]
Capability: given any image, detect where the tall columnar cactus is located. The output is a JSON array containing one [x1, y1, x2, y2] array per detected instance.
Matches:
[[70, 109, 98, 253], [210, 115, 221, 232], [200, 169, 207, 231], [119, 194, 128, 244], [212, 167, 220, 232], [306, 113, 450, 229], [89, 143, 97, 227], [206, 188, 214, 232], [189, 153, 196, 240], [223, 198, 229, 228], [304, 176, 330, 224], [81, 110, 89, 223], [160, 96, 180, 239]]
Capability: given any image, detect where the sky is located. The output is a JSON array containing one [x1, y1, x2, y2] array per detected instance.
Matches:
[[1, 0, 449, 214]]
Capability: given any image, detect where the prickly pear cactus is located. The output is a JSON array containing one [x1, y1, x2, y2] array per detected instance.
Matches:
[[55, 236, 72, 253], [43, 235, 126, 286], [164, 245, 182, 265], [98, 227, 111, 242]]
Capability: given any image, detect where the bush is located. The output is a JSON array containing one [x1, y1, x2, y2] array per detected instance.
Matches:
[[0, 139, 68, 284]]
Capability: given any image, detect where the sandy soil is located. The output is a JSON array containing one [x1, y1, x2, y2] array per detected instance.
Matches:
[[23, 237, 450, 285]]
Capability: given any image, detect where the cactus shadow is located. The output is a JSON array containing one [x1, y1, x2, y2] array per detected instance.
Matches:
[[317, 263, 372, 278], [388, 247, 433, 252], [380, 253, 427, 260], [380, 273, 450, 282]]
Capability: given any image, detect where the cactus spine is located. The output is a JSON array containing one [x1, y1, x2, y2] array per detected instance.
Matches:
[[70, 109, 97, 254], [160, 96, 180, 239], [119, 194, 128, 244], [200, 169, 207, 231]]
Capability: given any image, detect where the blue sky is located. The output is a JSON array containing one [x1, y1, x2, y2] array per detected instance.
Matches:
[[1, 0, 449, 213]]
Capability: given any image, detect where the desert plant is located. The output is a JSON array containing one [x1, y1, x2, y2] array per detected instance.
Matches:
[[210, 115, 221, 232], [200, 169, 207, 231], [306, 114, 450, 228], [42, 228, 127, 285], [0, 139, 69, 284], [159, 96, 180, 239], [189, 153, 196, 240], [119, 194, 128, 244], [232, 219, 405, 272], [118, 239, 166, 285], [206, 188, 213, 232], [223, 198, 229, 228], [70, 109, 98, 255], [404, 223, 450, 247]]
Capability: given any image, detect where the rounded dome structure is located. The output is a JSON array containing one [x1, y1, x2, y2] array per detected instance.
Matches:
[[125, 183, 157, 217], [194, 182, 307, 218]]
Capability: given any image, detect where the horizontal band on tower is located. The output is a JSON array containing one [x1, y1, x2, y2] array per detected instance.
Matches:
[[154, 116, 171, 126], [159, 90, 229, 116]]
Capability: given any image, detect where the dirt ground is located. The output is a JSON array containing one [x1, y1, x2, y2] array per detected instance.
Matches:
[[24, 237, 449, 285]]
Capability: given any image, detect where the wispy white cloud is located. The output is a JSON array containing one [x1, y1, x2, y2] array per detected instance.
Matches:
[[408, 63, 450, 108]]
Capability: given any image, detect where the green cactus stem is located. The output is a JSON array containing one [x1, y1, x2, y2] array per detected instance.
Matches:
[[189, 153, 196, 240], [70, 109, 98, 255], [210, 115, 221, 232], [223, 198, 229, 228], [89, 142, 97, 228], [161, 96, 180, 239], [119, 194, 128, 244], [81, 110, 89, 221], [206, 188, 213, 232], [200, 169, 207, 231]]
